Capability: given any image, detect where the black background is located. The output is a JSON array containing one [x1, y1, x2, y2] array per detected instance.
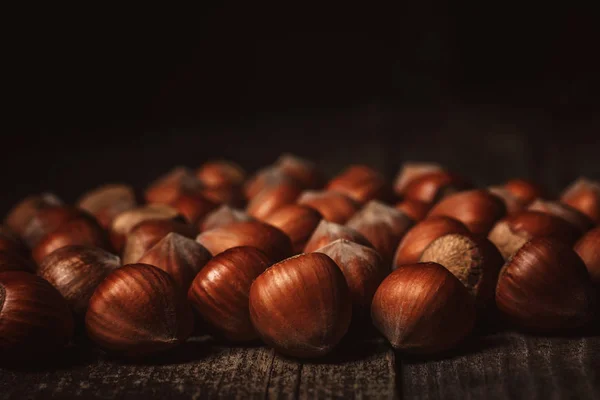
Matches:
[[4, 5, 599, 213]]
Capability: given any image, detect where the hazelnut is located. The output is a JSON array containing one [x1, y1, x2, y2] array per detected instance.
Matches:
[[574, 227, 600, 288], [188, 246, 271, 341], [528, 199, 594, 235], [77, 184, 137, 229], [263, 204, 322, 253], [246, 175, 303, 220], [21, 206, 86, 248], [488, 211, 581, 260], [316, 239, 387, 318], [196, 160, 246, 188], [122, 219, 197, 265], [488, 186, 527, 215], [109, 204, 182, 252], [393, 216, 469, 268], [85, 263, 194, 357], [274, 153, 322, 189], [403, 171, 471, 205], [297, 190, 359, 224], [0, 250, 35, 273], [196, 221, 293, 263], [169, 192, 219, 224], [145, 167, 204, 205], [428, 189, 506, 235], [393, 162, 444, 197], [37, 246, 121, 315], [326, 165, 391, 204], [199, 205, 254, 232], [560, 178, 600, 224], [4, 193, 63, 238], [0, 226, 28, 258], [201, 184, 245, 208], [346, 201, 413, 265], [371, 262, 476, 354], [138, 233, 212, 291], [0, 271, 74, 359], [395, 200, 432, 222], [244, 166, 298, 200], [304, 220, 373, 253], [496, 238, 596, 332], [419, 233, 504, 308], [32, 216, 110, 264], [249, 253, 352, 358], [504, 179, 545, 205]]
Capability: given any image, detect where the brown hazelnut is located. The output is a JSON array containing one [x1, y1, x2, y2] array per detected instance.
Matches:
[[145, 167, 204, 205], [85, 263, 194, 358], [77, 184, 137, 229], [504, 179, 545, 205], [304, 220, 373, 253], [249, 253, 352, 358], [274, 153, 322, 189], [169, 192, 219, 224], [188, 246, 271, 341], [138, 233, 212, 291], [37, 245, 121, 314], [528, 199, 594, 235], [297, 190, 360, 224], [22, 206, 91, 249], [395, 200, 432, 222], [371, 262, 475, 354], [199, 205, 254, 232], [488, 211, 581, 260], [263, 204, 322, 253], [246, 175, 303, 220], [403, 171, 471, 205], [560, 178, 600, 224], [0, 226, 28, 258], [574, 227, 600, 288], [109, 204, 182, 252], [393, 162, 444, 197], [201, 184, 245, 208], [495, 237, 596, 332], [196, 160, 246, 188], [316, 239, 387, 318], [326, 165, 391, 204], [196, 221, 293, 263], [346, 201, 413, 265], [393, 216, 469, 268], [244, 166, 298, 200], [4, 193, 63, 238], [122, 219, 197, 265], [32, 216, 110, 264], [428, 189, 506, 235], [0, 271, 74, 359], [488, 186, 527, 215], [0, 250, 34, 273], [419, 233, 504, 308]]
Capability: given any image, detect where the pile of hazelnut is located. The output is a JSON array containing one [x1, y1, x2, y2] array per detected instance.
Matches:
[[0, 155, 598, 362]]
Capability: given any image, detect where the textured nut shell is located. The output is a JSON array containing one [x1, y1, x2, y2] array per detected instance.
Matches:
[[395, 200, 432, 222], [199, 205, 254, 232], [403, 171, 471, 204], [316, 239, 388, 317], [393, 216, 469, 268], [297, 190, 359, 224], [169, 192, 218, 224], [145, 167, 204, 205], [528, 199, 594, 235], [4, 193, 63, 238], [246, 179, 302, 220], [304, 220, 373, 253], [428, 189, 506, 235], [275, 153, 322, 189], [575, 227, 600, 287], [393, 162, 444, 196], [249, 253, 352, 358], [22, 206, 85, 248], [326, 165, 390, 204], [0, 271, 74, 357], [561, 178, 600, 224], [196, 221, 293, 263], [85, 263, 194, 357], [77, 184, 137, 228], [263, 204, 322, 253], [138, 233, 212, 291], [244, 167, 296, 200], [196, 160, 246, 188], [371, 263, 475, 354], [37, 246, 121, 314], [346, 201, 413, 265], [504, 179, 544, 205], [188, 247, 271, 341], [496, 238, 596, 332], [488, 187, 526, 215]]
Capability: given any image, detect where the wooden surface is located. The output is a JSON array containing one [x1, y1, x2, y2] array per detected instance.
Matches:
[[1, 105, 599, 399]]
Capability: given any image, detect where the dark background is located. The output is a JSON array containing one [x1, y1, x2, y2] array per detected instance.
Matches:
[[4, 5, 599, 213]]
